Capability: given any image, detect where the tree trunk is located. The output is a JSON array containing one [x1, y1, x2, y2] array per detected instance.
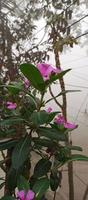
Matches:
[[53, 45, 74, 200]]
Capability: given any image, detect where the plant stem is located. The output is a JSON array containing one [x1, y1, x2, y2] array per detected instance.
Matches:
[[37, 91, 45, 111], [52, 26, 74, 200], [53, 191, 57, 200], [49, 86, 62, 109]]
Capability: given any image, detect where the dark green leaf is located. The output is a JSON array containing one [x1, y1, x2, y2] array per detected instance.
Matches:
[[0, 129, 16, 138], [47, 69, 71, 85], [17, 175, 30, 191], [31, 111, 58, 126], [68, 154, 88, 162], [20, 63, 46, 91], [47, 112, 59, 123], [7, 82, 23, 94], [7, 167, 17, 191], [12, 136, 31, 169], [56, 153, 88, 166], [33, 138, 54, 148], [31, 111, 48, 125], [0, 196, 15, 200], [50, 172, 62, 191], [37, 127, 66, 141], [0, 118, 24, 126], [0, 178, 4, 181], [66, 146, 83, 152], [33, 177, 49, 200], [34, 159, 52, 177], [26, 96, 37, 112], [0, 182, 5, 190], [0, 139, 18, 150], [46, 90, 80, 104]]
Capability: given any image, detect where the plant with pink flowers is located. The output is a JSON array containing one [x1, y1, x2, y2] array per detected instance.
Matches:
[[0, 63, 88, 200]]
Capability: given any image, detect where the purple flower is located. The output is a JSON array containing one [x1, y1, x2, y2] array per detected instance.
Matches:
[[64, 122, 76, 129], [55, 115, 76, 130], [6, 101, 17, 110], [24, 78, 30, 89], [17, 190, 35, 200], [54, 115, 65, 125], [37, 63, 61, 80], [46, 107, 52, 113]]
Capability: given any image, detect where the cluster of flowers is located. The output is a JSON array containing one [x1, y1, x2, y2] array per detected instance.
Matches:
[[17, 190, 35, 200], [6, 63, 76, 130]]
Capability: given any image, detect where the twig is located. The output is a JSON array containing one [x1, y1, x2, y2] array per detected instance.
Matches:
[[83, 185, 88, 200], [49, 86, 62, 109], [53, 191, 57, 200], [1, 151, 6, 160]]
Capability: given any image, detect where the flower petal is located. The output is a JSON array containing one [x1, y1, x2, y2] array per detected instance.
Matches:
[[26, 190, 35, 200], [64, 122, 76, 129], [54, 115, 65, 125], [17, 190, 25, 200], [46, 107, 52, 113], [37, 63, 60, 81], [6, 101, 17, 110]]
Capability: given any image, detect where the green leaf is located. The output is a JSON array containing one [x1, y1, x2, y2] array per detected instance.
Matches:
[[0, 177, 4, 181], [50, 172, 62, 191], [56, 153, 88, 166], [0, 139, 18, 150], [26, 95, 37, 112], [34, 159, 52, 178], [33, 138, 54, 148], [0, 196, 15, 200], [0, 129, 16, 138], [0, 182, 5, 190], [33, 177, 49, 200], [7, 82, 23, 94], [47, 69, 71, 85], [30, 111, 49, 126], [68, 154, 88, 162], [66, 146, 83, 152], [20, 63, 46, 91], [7, 167, 17, 192], [37, 127, 66, 141], [0, 118, 24, 126], [47, 112, 59, 123], [46, 90, 80, 104], [31, 111, 58, 126], [17, 175, 30, 191], [12, 136, 31, 170]]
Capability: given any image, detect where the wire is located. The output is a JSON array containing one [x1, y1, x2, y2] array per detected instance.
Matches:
[[25, 25, 48, 53], [74, 171, 88, 187], [67, 14, 88, 30], [74, 93, 88, 123], [36, 28, 88, 47], [76, 31, 88, 39], [26, 0, 79, 50]]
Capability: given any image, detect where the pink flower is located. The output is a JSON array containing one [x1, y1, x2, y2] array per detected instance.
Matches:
[[46, 107, 52, 113], [54, 115, 65, 125], [17, 190, 35, 200], [36, 63, 61, 80], [6, 101, 17, 110], [24, 78, 30, 88], [55, 115, 76, 130], [64, 122, 76, 129]]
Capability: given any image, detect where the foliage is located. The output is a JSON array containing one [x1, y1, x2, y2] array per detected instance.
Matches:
[[0, 63, 88, 200]]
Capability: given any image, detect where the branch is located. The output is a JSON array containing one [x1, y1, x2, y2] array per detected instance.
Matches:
[[49, 86, 62, 109]]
